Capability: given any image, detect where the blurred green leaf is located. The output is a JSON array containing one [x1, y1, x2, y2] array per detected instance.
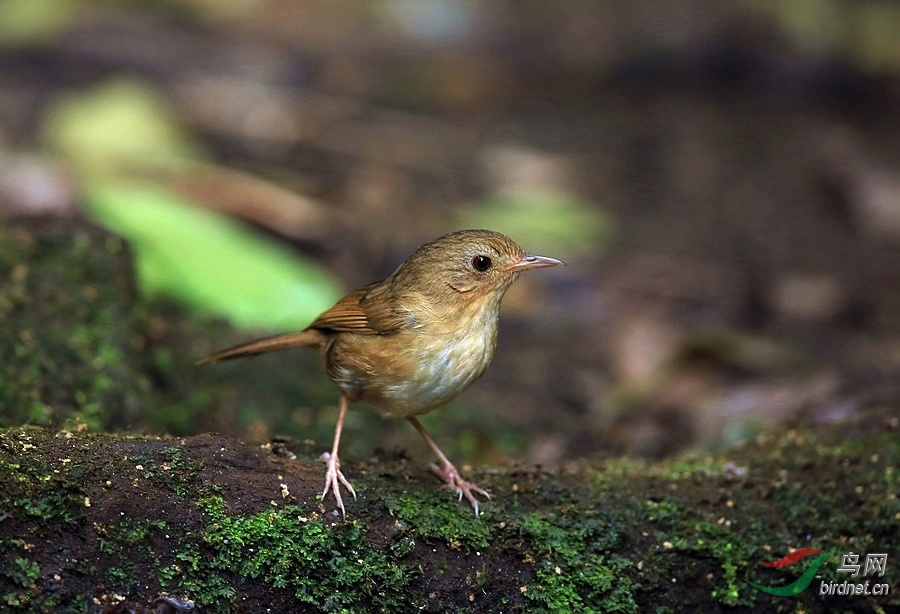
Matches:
[[39, 77, 337, 331], [457, 190, 615, 256], [87, 185, 342, 330], [40, 77, 202, 176]]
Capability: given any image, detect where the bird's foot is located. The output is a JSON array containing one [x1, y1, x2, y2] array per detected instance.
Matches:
[[428, 461, 490, 517], [320, 452, 356, 518]]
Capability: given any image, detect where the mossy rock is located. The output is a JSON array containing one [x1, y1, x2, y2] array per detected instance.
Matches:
[[0, 218, 150, 430]]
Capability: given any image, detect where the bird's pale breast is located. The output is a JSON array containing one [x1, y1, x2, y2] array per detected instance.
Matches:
[[326, 299, 500, 419]]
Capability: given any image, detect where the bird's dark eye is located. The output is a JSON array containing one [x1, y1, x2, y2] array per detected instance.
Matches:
[[472, 255, 492, 272]]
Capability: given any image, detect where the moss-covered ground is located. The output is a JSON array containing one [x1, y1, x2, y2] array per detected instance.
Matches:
[[0, 409, 896, 612]]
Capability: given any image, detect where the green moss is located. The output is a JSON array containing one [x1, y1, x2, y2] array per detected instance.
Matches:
[[97, 518, 169, 555], [658, 510, 762, 607], [518, 509, 638, 613], [0, 539, 42, 609], [126, 444, 201, 497], [630, 425, 900, 609], [3, 556, 40, 588], [383, 491, 494, 549], [105, 563, 140, 595], [0, 429, 86, 527], [170, 496, 412, 612], [92, 516, 169, 595], [0, 223, 151, 430]]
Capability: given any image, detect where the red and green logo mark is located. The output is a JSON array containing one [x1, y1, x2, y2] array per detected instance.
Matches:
[[746, 548, 834, 596]]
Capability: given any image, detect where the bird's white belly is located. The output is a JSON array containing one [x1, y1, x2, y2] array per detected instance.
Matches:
[[374, 318, 496, 418]]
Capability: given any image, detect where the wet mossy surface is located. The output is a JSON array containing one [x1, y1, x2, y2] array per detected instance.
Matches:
[[0, 218, 334, 440], [0, 220, 151, 431], [0, 414, 897, 613]]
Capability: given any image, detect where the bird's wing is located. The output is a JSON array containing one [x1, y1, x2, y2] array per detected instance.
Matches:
[[308, 282, 410, 335], [199, 282, 410, 364]]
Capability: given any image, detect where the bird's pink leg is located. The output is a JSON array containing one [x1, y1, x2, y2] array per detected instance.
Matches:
[[407, 416, 490, 517], [321, 394, 356, 518]]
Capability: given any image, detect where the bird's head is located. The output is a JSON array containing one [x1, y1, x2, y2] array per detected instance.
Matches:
[[391, 229, 564, 303]]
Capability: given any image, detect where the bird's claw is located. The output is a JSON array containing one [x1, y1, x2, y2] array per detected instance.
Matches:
[[321, 452, 356, 518], [428, 462, 490, 517]]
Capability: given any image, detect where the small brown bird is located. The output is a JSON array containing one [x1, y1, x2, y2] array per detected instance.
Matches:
[[200, 229, 563, 517]]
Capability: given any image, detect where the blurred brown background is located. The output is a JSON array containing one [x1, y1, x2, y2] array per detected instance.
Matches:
[[2, 0, 900, 466]]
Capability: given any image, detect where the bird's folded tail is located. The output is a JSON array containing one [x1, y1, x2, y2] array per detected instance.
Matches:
[[198, 329, 328, 364]]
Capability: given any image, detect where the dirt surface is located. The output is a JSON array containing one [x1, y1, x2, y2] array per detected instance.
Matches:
[[2, 406, 897, 612]]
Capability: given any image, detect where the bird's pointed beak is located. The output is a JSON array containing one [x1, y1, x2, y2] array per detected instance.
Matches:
[[508, 253, 566, 272]]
